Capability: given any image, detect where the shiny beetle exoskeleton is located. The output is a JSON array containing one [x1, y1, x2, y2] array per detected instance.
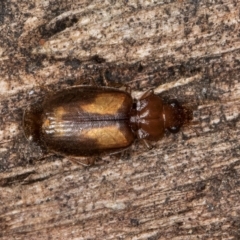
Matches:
[[23, 86, 192, 158]]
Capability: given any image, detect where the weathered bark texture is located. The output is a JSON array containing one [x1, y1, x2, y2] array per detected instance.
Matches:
[[0, 0, 240, 239]]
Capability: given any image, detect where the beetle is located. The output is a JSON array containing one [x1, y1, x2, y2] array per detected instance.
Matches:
[[23, 86, 192, 161]]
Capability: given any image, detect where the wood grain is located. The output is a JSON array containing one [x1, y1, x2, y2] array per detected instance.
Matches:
[[0, 0, 239, 239]]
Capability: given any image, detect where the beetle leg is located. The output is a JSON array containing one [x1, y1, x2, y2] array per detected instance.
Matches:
[[75, 76, 97, 86], [108, 146, 132, 156], [119, 148, 131, 161], [100, 69, 132, 93], [68, 157, 95, 166], [139, 89, 154, 100], [136, 130, 153, 149], [123, 85, 132, 94], [142, 139, 153, 150], [88, 77, 98, 86]]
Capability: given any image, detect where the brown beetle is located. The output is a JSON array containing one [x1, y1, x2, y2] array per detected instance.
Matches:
[[23, 86, 192, 159]]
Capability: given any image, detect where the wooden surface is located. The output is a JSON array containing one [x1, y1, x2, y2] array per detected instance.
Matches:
[[0, 0, 240, 239]]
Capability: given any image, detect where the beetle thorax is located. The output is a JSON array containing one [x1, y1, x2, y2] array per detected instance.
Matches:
[[129, 92, 165, 141]]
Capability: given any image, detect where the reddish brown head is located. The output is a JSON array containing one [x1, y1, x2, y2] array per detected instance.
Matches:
[[163, 99, 193, 133]]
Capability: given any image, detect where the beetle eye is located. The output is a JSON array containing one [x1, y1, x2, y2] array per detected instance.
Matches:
[[168, 99, 179, 108], [167, 125, 181, 133]]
